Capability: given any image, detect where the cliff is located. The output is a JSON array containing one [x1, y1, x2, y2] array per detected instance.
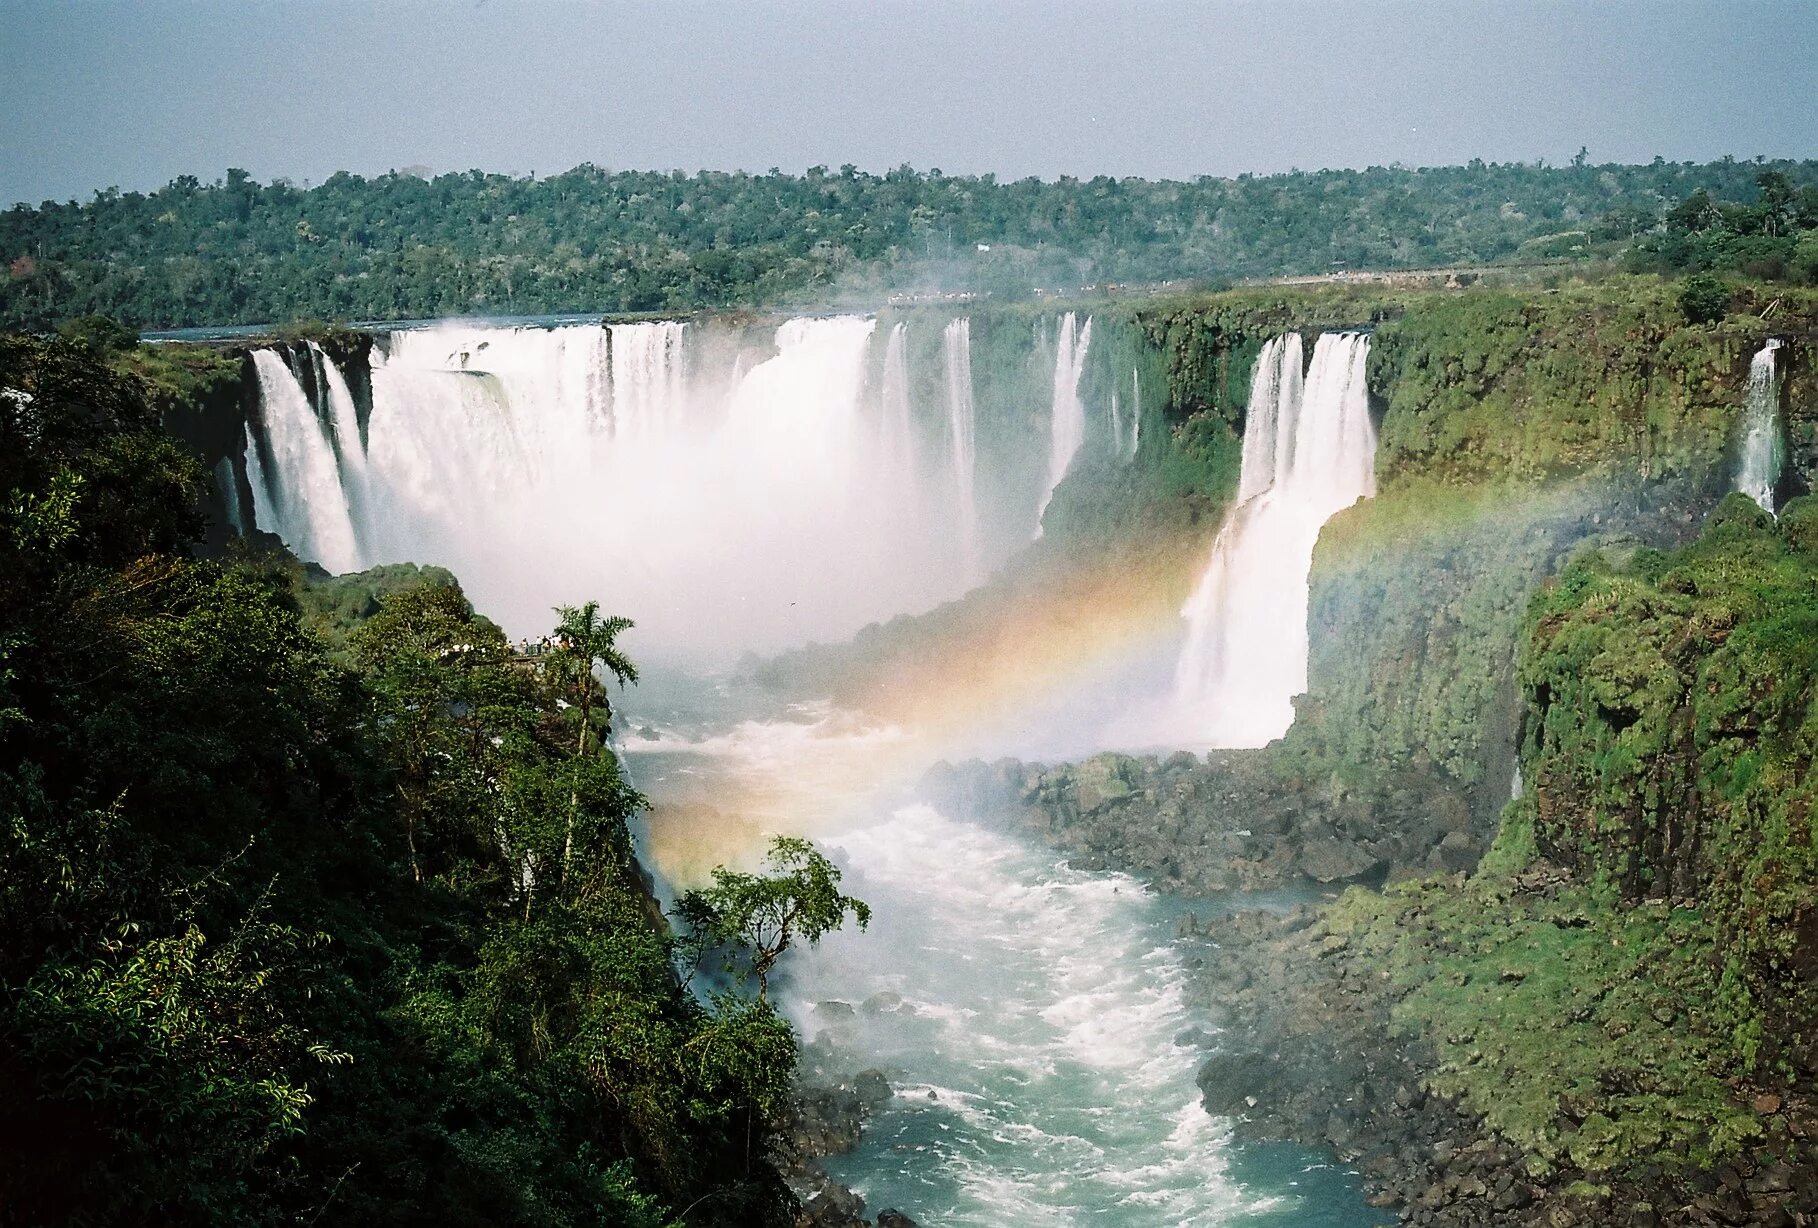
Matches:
[[913, 278, 1818, 1223]]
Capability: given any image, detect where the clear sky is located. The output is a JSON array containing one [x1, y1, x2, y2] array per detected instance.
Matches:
[[5, 0, 1816, 206]]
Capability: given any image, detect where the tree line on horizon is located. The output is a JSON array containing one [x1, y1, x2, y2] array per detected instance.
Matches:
[[3, 155, 1817, 330]]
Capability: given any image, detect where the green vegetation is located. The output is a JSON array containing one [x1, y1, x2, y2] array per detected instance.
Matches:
[[1328, 871, 1763, 1180], [1326, 497, 1818, 1183], [676, 837, 872, 1001], [1523, 495, 1818, 1071], [1283, 280, 1818, 805], [6, 157, 1817, 329], [1630, 170, 1818, 282], [0, 334, 857, 1225]]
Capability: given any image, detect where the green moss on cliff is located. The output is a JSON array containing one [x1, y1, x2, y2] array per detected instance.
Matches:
[[1522, 492, 1818, 1074], [1286, 282, 1817, 815], [1327, 496, 1818, 1183], [1330, 869, 1762, 1181]]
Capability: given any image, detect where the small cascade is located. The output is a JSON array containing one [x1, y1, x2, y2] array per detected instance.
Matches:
[[247, 349, 362, 572], [1130, 368, 1142, 456], [1110, 389, 1124, 455], [309, 341, 371, 523], [213, 457, 244, 535], [1736, 339, 1785, 514], [1174, 332, 1376, 747], [942, 318, 981, 583], [1033, 312, 1093, 538]]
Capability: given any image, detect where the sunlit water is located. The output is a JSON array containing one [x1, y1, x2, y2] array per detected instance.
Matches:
[[622, 681, 1390, 1227]]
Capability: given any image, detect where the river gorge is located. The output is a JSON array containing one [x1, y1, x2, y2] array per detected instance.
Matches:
[[150, 278, 1818, 1225]]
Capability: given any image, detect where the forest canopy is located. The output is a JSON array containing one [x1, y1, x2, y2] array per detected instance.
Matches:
[[5, 156, 1818, 329]]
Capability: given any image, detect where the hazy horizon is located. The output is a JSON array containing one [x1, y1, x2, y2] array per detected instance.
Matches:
[[6, 0, 1817, 208]]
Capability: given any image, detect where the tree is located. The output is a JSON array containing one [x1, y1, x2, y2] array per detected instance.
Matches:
[[675, 836, 870, 1001], [547, 601, 637, 880]]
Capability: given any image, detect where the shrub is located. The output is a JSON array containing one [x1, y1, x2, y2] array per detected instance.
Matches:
[[1678, 273, 1731, 324]]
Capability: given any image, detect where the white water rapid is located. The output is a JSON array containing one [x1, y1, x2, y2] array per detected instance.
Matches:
[[789, 805, 1274, 1224], [1173, 332, 1377, 747], [1033, 312, 1093, 538], [1737, 339, 1785, 514]]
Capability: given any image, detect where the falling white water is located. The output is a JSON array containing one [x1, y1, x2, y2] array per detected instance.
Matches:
[[1033, 313, 1093, 539], [243, 422, 271, 524], [944, 318, 982, 584], [213, 457, 244, 534], [1130, 369, 1143, 457], [247, 318, 1019, 664], [882, 322, 915, 471], [1110, 389, 1124, 455], [1173, 332, 1376, 747], [1736, 339, 1784, 514], [248, 350, 362, 573], [309, 342, 371, 524], [610, 321, 687, 440]]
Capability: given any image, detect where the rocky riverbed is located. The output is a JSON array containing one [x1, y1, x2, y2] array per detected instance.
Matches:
[[777, 1039, 917, 1228]]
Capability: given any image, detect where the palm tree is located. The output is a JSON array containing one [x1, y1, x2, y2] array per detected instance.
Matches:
[[549, 601, 638, 881]]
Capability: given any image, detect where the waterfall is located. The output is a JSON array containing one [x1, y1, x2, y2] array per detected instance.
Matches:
[[943, 318, 981, 584], [609, 320, 687, 440], [1173, 332, 1376, 748], [1737, 339, 1784, 514], [1033, 312, 1093, 538], [246, 317, 1029, 663], [309, 341, 371, 524], [882, 322, 914, 468], [247, 349, 362, 573], [213, 457, 244, 535], [1130, 369, 1143, 457], [1110, 389, 1124, 455], [879, 321, 920, 520]]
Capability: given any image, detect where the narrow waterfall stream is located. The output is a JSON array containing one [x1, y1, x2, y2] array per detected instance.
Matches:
[[1035, 312, 1094, 538], [944, 317, 983, 585], [1737, 338, 1785, 513]]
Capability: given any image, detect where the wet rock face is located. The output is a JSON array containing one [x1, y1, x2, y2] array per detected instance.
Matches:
[[921, 749, 1480, 892], [779, 1040, 900, 1228], [794, 1178, 867, 1228]]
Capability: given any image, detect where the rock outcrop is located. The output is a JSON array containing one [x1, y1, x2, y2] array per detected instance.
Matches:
[[923, 747, 1479, 892]]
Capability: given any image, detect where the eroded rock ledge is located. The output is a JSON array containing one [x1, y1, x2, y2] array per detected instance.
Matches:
[[922, 749, 1485, 893]]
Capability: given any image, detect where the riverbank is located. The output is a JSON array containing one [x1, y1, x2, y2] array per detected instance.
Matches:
[[925, 748, 1818, 1224]]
